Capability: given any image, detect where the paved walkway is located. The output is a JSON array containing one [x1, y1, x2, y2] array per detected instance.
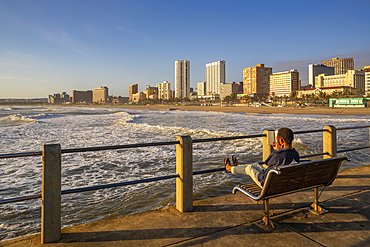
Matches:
[[2, 165, 370, 247]]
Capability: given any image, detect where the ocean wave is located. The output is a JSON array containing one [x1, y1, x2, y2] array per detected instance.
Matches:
[[0, 114, 38, 123]]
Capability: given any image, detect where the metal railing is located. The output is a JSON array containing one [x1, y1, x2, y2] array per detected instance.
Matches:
[[0, 125, 369, 243]]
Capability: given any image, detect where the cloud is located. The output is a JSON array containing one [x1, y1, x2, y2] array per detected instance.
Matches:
[[0, 76, 14, 79], [114, 17, 151, 44], [1, 10, 95, 56]]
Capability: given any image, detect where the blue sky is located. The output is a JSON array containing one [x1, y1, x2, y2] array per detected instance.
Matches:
[[1, 0, 369, 98]]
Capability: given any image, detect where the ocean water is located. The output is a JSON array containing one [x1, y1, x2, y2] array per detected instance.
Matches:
[[0, 106, 369, 241]]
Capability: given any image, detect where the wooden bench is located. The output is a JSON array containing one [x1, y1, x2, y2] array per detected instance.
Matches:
[[232, 156, 350, 227]]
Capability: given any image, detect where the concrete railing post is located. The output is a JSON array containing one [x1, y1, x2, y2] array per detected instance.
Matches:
[[263, 130, 275, 162], [176, 136, 193, 212], [42, 144, 61, 244], [323, 125, 337, 159]]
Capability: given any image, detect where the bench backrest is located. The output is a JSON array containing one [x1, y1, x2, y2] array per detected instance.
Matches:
[[263, 157, 348, 198]]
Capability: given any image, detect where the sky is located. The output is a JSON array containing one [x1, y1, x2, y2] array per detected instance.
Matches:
[[1, 0, 370, 98]]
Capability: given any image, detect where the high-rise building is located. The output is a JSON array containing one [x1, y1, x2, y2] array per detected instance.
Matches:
[[146, 85, 157, 99], [321, 58, 354, 75], [72, 90, 93, 103], [197, 82, 206, 96], [219, 82, 241, 100], [175, 60, 190, 99], [308, 64, 334, 87], [315, 70, 365, 92], [206, 60, 225, 95], [270, 69, 300, 97], [129, 84, 138, 102], [243, 64, 272, 97], [157, 81, 171, 100], [93, 86, 108, 103], [365, 72, 370, 95]]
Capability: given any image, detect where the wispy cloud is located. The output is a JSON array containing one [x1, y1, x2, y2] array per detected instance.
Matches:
[[1, 10, 95, 56], [114, 17, 151, 44], [0, 76, 14, 79], [116, 26, 151, 43]]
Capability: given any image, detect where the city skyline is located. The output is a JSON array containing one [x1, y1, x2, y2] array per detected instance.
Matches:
[[1, 1, 370, 98]]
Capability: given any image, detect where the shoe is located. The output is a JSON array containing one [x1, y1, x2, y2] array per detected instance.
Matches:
[[224, 157, 231, 173], [232, 156, 239, 166]]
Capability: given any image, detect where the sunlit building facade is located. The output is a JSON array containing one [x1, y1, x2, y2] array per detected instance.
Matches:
[[93, 86, 108, 103], [157, 81, 171, 100], [321, 58, 354, 75], [269, 69, 300, 97], [206, 60, 225, 95], [175, 60, 190, 99], [129, 84, 138, 102], [315, 70, 365, 92], [243, 64, 272, 97]]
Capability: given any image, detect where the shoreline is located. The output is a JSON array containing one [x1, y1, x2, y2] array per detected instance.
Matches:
[[80, 104, 370, 116], [3, 103, 370, 115]]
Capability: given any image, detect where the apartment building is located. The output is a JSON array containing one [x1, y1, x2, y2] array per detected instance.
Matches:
[[93, 86, 108, 103], [243, 64, 272, 97], [175, 60, 190, 99], [315, 70, 365, 92], [157, 81, 171, 100], [197, 82, 206, 96], [321, 58, 354, 75], [219, 82, 242, 100], [365, 72, 370, 95], [129, 84, 138, 102], [205, 60, 225, 95], [72, 90, 93, 103], [269, 69, 300, 97]]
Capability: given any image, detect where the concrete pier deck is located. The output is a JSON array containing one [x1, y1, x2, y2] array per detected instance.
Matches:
[[2, 164, 370, 247]]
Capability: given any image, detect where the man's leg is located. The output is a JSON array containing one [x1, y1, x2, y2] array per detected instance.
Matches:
[[231, 163, 264, 188]]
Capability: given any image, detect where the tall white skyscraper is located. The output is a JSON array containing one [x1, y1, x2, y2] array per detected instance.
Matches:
[[175, 60, 190, 99], [206, 60, 225, 95]]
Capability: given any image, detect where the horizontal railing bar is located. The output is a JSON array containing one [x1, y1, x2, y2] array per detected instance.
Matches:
[[193, 134, 265, 143], [0, 175, 180, 204], [0, 151, 42, 159], [337, 126, 370, 130], [0, 194, 41, 205], [193, 167, 225, 175], [300, 152, 329, 158], [294, 129, 328, 134], [61, 141, 181, 154], [61, 174, 180, 195], [338, 146, 370, 153]]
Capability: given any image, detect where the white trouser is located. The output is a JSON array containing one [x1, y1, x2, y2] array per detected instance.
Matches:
[[231, 162, 264, 188]]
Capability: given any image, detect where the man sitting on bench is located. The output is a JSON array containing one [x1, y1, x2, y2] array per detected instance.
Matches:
[[225, 127, 300, 188]]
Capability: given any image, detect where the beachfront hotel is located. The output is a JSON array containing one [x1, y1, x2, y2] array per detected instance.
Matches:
[[157, 81, 171, 100], [243, 64, 272, 97], [269, 69, 300, 97], [197, 82, 206, 96], [315, 70, 365, 92], [72, 90, 93, 103], [175, 60, 190, 99], [93, 86, 108, 103], [129, 84, 138, 102], [321, 57, 354, 75], [205, 60, 225, 95]]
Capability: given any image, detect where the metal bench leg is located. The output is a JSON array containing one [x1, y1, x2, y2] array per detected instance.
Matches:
[[309, 187, 328, 215], [262, 199, 274, 228]]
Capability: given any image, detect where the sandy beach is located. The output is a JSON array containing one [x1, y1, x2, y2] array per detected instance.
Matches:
[[88, 104, 370, 116]]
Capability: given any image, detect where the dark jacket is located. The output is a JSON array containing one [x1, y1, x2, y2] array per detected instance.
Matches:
[[258, 148, 300, 186]]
